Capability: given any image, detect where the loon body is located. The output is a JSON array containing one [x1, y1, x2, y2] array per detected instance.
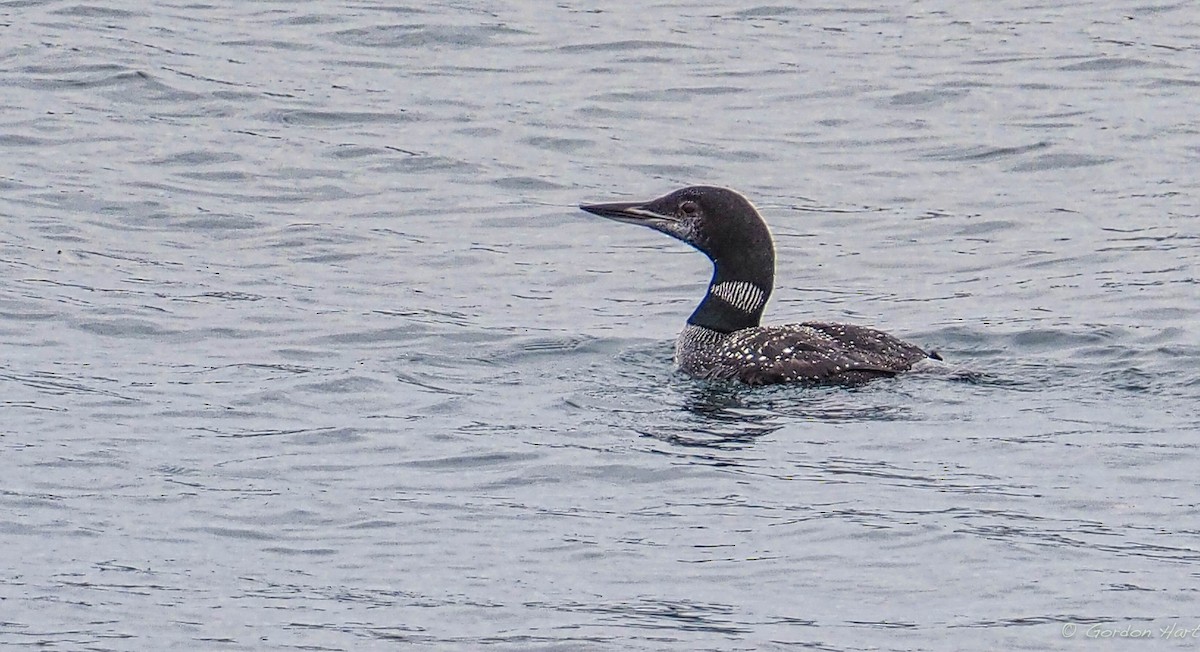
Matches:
[[580, 186, 939, 386]]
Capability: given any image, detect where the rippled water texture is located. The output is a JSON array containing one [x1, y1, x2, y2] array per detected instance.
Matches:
[[2, 1, 1199, 650]]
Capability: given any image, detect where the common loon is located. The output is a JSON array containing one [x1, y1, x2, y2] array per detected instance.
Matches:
[[580, 186, 941, 386]]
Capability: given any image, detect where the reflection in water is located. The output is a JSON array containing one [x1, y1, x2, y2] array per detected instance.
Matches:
[[629, 378, 929, 450], [667, 382, 781, 446], [551, 597, 753, 635]]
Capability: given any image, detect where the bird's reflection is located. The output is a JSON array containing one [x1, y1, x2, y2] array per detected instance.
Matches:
[[632, 379, 918, 450]]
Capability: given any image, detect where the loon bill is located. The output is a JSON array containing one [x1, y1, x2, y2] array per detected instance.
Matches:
[[580, 185, 941, 386]]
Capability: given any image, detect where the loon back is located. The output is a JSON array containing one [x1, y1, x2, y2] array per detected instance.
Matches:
[[580, 186, 938, 386]]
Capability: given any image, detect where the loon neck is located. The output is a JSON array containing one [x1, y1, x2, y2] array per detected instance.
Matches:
[[687, 264, 773, 334]]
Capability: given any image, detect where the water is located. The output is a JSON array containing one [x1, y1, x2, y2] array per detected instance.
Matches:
[[2, 1, 1198, 650]]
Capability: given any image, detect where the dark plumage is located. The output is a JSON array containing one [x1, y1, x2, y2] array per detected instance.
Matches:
[[580, 186, 939, 386]]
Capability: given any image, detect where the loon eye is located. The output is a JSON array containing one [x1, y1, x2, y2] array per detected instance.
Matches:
[[679, 201, 698, 216]]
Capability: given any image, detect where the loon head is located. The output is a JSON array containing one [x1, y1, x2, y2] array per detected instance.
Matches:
[[581, 186, 777, 332], [580, 185, 775, 283]]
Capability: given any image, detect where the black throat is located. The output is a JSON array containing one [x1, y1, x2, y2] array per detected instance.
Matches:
[[686, 258, 773, 335]]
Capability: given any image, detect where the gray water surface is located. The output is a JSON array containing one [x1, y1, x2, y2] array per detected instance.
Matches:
[[2, 1, 1199, 650]]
